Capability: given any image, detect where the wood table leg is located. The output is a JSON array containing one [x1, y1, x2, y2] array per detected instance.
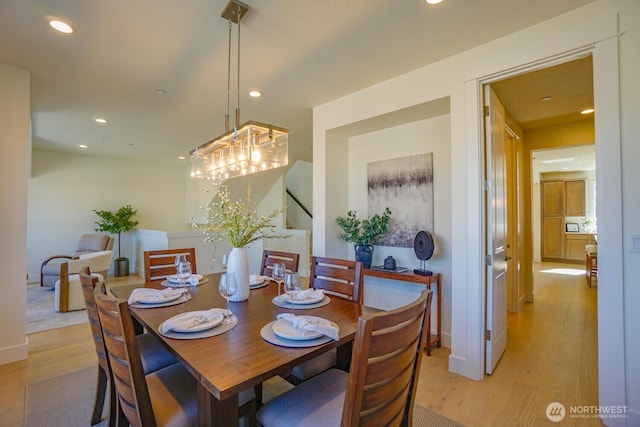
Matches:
[[197, 383, 239, 427], [336, 342, 353, 371]]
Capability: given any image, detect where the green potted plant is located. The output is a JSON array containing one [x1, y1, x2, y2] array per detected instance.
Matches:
[[336, 207, 392, 268], [94, 205, 139, 277]]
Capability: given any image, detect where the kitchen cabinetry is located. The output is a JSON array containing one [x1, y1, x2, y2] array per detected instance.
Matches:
[[565, 233, 597, 261], [541, 179, 587, 261], [565, 180, 586, 216], [543, 217, 565, 258]]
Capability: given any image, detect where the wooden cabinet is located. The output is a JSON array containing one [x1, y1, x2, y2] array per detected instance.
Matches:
[[565, 234, 597, 262], [541, 179, 587, 261], [542, 181, 566, 216], [543, 217, 565, 259], [542, 179, 586, 217], [565, 180, 586, 216]]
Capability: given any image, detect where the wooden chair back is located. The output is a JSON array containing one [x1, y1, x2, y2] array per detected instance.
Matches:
[[143, 248, 197, 283], [308, 256, 364, 304], [342, 289, 432, 427], [79, 266, 116, 426], [94, 289, 155, 427], [260, 250, 300, 276]]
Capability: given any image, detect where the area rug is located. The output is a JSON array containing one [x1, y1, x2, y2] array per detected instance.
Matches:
[[26, 284, 88, 334], [25, 368, 465, 426]]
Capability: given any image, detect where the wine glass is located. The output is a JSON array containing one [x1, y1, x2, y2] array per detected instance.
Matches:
[[272, 262, 286, 296], [174, 255, 187, 281], [284, 272, 301, 313], [221, 253, 228, 271], [177, 260, 192, 286], [218, 273, 237, 324]]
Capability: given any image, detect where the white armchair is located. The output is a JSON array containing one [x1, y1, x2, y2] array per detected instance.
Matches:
[[54, 250, 113, 312]]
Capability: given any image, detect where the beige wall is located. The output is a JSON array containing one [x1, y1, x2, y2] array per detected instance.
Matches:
[[345, 115, 452, 342], [521, 120, 595, 287], [0, 63, 29, 364], [27, 149, 191, 281]]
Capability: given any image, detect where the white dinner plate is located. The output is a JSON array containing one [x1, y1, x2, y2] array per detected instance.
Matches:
[[167, 311, 224, 333], [278, 293, 325, 305], [272, 319, 323, 341], [137, 291, 183, 304], [250, 275, 266, 286], [167, 274, 203, 284]]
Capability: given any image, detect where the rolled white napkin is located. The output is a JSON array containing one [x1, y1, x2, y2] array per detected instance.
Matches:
[[161, 308, 227, 333], [128, 288, 184, 304], [185, 276, 199, 286], [276, 313, 339, 340], [292, 288, 324, 302]]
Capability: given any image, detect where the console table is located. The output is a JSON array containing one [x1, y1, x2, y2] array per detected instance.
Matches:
[[363, 268, 441, 355]]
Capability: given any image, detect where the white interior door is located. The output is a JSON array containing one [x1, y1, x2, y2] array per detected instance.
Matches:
[[484, 85, 508, 374]]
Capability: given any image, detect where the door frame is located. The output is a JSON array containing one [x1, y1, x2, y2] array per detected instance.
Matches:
[[463, 28, 625, 417]]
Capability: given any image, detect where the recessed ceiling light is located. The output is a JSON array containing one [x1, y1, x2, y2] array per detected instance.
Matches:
[[581, 108, 595, 114], [156, 89, 167, 96], [95, 118, 108, 124], [49, 20, 74, 34], [178, 156, 186, 160], [426, 0, 443, 4], [79, 144, 88, 149], [540, 157, 575, 164], [541, 96, 552, 102], [249, 90, 262, 98]]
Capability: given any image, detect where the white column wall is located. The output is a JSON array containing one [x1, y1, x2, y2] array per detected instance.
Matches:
[[0, 63, 29, 364]]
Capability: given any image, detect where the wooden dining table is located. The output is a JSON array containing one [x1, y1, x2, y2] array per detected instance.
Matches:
[[110, 274, 376, 426]]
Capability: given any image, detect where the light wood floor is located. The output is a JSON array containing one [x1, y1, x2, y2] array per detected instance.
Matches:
[[1, 262, 599, 426]]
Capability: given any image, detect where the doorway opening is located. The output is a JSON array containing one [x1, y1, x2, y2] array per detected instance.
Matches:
[[483, 54, 596, 374]]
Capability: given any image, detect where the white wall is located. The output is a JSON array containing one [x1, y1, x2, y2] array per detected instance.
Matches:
[[314, 1, 639, 423], [27, 149, 191, 280], [0, 63, 29, 364], [286, 160, 313, 230], [345, 116, 452, 345]]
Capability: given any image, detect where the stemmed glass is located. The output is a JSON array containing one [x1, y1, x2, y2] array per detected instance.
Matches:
[[272, 262, 286, 296], [176, 260, 191, 286], [220, 253, 228, 271], [284, 272, 301, 313], [218, 273, 237, 324], [174, 255, 187, 280]]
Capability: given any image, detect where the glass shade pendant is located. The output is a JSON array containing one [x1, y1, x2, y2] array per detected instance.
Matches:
[[190, 0, 288, 182], [190, 121, 288, 181]]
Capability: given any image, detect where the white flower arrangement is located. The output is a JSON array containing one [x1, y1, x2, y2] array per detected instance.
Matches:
[[194, 182, 289, 248]]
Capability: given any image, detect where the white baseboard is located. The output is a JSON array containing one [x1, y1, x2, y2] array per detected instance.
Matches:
[[0, 339, 28, 365]]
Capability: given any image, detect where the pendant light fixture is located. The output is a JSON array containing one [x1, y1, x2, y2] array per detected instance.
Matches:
[[191, 0, 289, 181]]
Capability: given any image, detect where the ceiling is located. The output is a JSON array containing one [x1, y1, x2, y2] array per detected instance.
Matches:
[[0, 0, 595, 166]]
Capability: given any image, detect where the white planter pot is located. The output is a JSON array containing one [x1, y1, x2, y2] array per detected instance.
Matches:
[[227, 247, 250, 302]]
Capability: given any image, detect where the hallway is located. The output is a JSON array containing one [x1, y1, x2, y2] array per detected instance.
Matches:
[[416, 261, 600, 426]]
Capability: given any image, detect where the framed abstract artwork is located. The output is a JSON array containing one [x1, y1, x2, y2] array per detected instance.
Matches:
[[367, 153, 434, 247]]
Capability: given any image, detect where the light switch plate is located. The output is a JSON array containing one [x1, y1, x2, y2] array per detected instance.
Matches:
[[631, 234, 640, 253]]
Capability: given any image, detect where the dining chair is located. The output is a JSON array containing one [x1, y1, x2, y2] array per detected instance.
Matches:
[[94, 285, 257, 427], [257, 289, 433, 427], [143, 247, 197, 283], [79, 266, 178, 426], [283, 256, 364, 385], [586, 244, 597, 287], [260, 250, 300, 276], [308, 256, 364, 303]]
